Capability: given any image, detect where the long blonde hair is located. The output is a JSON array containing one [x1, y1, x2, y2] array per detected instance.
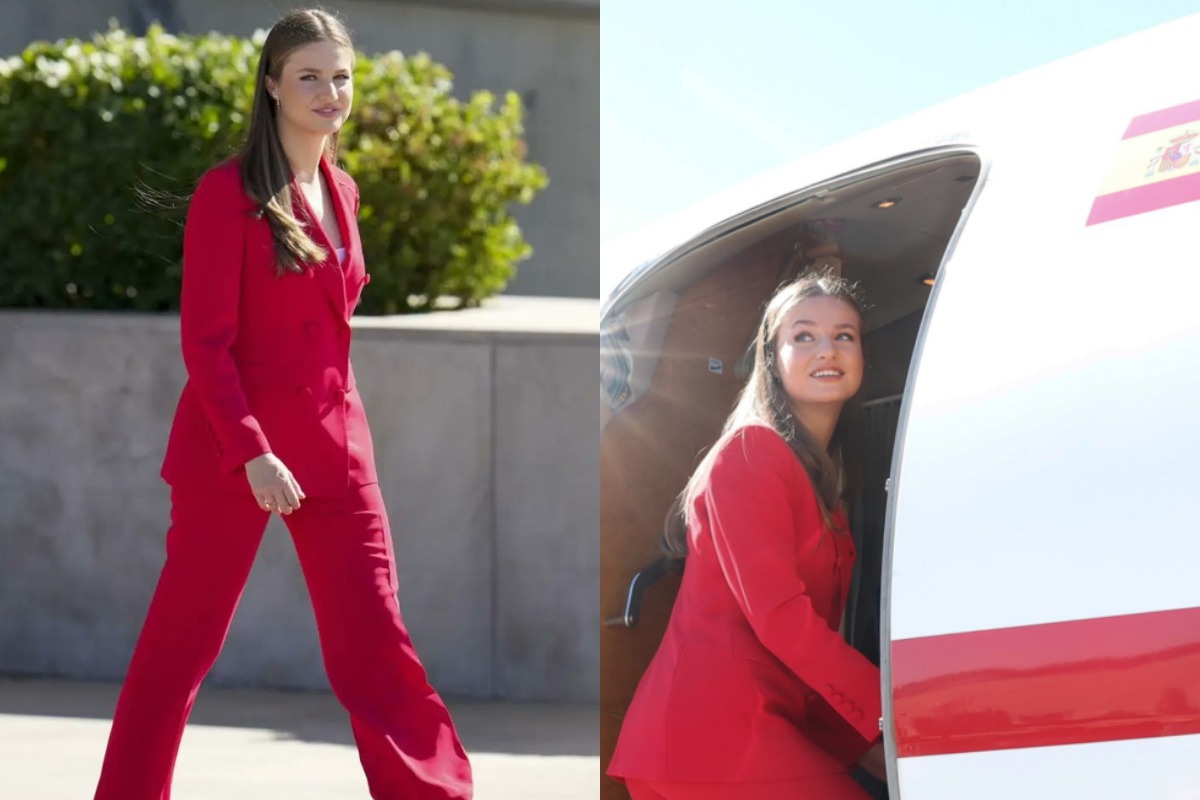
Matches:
[[240, 8, 354, 274], [662, 272, 866, 563]]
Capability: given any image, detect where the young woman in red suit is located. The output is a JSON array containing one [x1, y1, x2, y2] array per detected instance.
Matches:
[[92, 10, 472, 800], [608, 273, 887, 799]]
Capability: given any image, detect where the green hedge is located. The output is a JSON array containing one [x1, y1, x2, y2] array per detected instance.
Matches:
[[0, 23, 547, 313]]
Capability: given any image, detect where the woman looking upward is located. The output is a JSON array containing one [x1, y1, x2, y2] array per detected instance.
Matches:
[[608, 273, 886, 799]]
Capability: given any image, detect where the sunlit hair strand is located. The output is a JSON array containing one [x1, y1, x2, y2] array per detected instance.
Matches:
[[240, 8, 354, 274]]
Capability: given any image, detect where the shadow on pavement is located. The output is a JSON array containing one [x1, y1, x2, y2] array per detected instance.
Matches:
[[0, 674, 598, 757]]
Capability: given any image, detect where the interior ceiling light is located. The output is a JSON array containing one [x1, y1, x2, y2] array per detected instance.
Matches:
[[871, 197, 902, 209], [919, 273, 936, 286]]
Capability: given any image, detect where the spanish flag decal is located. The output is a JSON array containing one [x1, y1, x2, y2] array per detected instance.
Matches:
[[1087, 99, 1200, 225]]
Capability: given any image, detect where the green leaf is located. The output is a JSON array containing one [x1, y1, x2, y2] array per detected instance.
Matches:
[[0, 27, 546, 313]]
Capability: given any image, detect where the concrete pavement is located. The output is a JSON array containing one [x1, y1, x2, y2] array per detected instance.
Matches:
[[0, 676, 598, 799]]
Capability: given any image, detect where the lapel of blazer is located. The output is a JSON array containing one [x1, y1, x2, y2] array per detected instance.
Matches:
[[326, 157, 364, 290], [295, 156, 355, 327]]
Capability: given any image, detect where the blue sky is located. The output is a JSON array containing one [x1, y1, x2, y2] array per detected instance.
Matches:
[[601, 1, 1200, 244]]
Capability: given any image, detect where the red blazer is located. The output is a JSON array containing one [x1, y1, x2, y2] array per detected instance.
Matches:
[[160, 155, 377, 497], [608, 423, 882, 783]]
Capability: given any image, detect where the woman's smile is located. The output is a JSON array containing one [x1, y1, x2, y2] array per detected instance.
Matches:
[[774, 295, 864, 411]]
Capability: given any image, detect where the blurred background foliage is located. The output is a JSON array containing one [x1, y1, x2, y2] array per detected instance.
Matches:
[[0, 23, 547, 313]]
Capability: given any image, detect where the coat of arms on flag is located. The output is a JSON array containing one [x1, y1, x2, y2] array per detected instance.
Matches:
[[1087, 98, 1200, 225]]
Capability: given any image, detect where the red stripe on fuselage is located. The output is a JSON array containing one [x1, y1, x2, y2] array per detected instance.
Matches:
[[892, 606, 1200, 757], [1123, 98, 1200, 138], [1085, 170, 1200, 225]]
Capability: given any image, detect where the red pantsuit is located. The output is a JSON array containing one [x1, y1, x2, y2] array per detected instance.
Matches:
[[93, 156, 472, 799], [608, 424, 883, 798]]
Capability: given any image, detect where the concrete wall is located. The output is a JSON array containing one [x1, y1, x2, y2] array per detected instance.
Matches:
[[0, 304, 599, 702], [0, 0, 599, 299]]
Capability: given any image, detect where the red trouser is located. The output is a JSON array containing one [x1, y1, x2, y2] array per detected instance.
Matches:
[[93, 483, 473, 800]]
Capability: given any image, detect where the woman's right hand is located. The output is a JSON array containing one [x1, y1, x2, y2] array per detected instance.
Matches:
[[245, 452, 305, 514]]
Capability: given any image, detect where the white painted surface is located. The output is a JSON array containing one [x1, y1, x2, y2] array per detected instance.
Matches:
[[888, 18, 1200, 640], [898, 734, 1200, 800]]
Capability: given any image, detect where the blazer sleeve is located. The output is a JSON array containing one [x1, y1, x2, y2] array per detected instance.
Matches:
[[703, 425, 883, 758], [179, 166, 272, 474]]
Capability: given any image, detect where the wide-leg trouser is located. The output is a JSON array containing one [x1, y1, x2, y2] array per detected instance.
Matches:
[[93, 483, 473, 800]]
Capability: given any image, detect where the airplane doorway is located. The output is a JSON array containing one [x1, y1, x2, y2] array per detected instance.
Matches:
[[833, 154, 982, 798]]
